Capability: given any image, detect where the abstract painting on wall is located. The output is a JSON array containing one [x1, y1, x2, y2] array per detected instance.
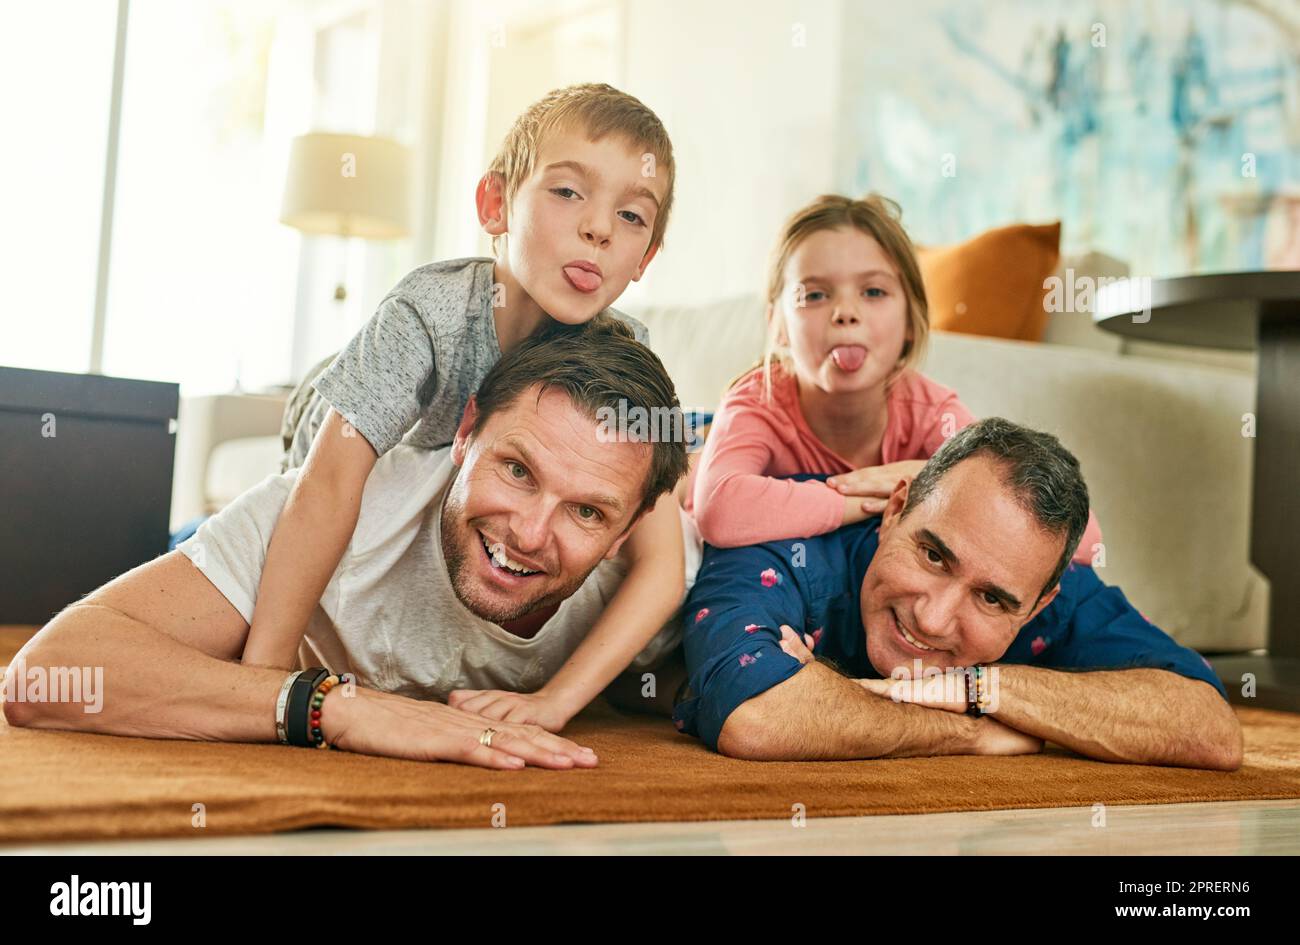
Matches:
[[835, 0, 1300, 276]]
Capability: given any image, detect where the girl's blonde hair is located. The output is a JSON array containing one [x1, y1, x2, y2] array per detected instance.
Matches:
[[487, 83, 675, 253], [748, 193, 929, 402]]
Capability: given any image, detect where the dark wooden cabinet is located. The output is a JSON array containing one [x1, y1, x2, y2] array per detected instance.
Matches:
[[0, 366, 179, 625]]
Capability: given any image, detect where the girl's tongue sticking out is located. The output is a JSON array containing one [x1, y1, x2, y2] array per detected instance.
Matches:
[[830, 345, 868, 372]]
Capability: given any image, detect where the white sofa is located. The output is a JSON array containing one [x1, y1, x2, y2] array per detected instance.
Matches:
[[172, 261, 1266, 653], [169, 392, 288, 530]]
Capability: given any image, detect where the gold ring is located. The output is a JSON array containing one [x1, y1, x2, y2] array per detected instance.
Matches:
[[479, 727, 497, 748]]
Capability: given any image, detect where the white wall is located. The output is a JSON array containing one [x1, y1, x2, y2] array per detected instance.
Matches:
[[419, 0, 845, 310], [426, 0, 624, 263], [619, 0, 844, 308]]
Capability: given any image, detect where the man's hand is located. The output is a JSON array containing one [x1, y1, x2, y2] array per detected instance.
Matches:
[[857, 671, 970, 714], [779, 624, 965, 710], [776, 625, 1043, 756], [826, 460, 926, 515], [323, 686, 597, 769], [446, 689, 573, 733]]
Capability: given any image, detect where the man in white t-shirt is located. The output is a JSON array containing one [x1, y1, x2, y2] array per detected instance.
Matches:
[[175, 435, 692, 704], [6, 319, 694, 771]]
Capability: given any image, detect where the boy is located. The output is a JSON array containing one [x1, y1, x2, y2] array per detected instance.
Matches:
[[243, 84, 685, 734]]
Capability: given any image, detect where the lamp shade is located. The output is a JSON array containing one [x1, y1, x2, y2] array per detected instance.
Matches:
[[280, 132, 412, 239]]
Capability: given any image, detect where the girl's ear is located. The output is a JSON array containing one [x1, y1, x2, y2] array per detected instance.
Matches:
[[766, 302, 789, 347], [898, 312, 916, 364]]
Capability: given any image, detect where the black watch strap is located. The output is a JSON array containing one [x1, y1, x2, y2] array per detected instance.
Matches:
[[287, 667, 331, 747]]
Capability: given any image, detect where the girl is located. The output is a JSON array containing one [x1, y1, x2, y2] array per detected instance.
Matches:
[[689, 193, 1103, 560]]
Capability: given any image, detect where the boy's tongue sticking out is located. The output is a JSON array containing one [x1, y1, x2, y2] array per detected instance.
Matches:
[[830, 344, 868, 372], [563, 262, 603, 293]]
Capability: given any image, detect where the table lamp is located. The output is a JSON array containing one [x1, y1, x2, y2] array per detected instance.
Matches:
[[280, 132, 412, 301]]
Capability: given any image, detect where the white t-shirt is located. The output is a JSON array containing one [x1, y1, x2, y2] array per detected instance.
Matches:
[[177, 444, 697, 701]]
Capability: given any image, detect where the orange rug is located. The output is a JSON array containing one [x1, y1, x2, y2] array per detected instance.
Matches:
[[4, 626, 1299, 844]]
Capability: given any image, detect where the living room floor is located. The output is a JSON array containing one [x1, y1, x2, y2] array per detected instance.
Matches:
[[5, 799, 1299, 855]]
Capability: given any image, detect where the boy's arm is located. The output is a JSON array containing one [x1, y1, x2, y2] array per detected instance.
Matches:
[[240, 408, 378, 669], [541, 490, 686, 721], [449, 490, 686, 731]]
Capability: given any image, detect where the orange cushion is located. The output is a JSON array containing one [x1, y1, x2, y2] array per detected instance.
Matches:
[[916, 222, 1061, 342]]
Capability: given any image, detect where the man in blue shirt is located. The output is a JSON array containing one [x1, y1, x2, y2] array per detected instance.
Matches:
[[673, 418, 1242, 770]]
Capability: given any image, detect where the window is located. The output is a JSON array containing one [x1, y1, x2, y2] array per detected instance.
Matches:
[[0, 1, 118, 375], [103, 0, 298, 394]]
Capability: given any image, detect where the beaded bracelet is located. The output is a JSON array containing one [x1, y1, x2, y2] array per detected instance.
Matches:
[[283, 669, 354, 749], [965, 665, 987, 717], [974, 665, 993, 715], [307, 673, 341, 749]]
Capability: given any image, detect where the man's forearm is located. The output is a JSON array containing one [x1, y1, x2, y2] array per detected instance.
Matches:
[[718, 661, 983, 760], [4, 603, 286, 743], [985, 665, 1242, 770]]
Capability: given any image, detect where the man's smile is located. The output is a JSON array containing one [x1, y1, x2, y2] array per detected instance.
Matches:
[[478, 530, 545, 578], [889, 606, 943, 654]]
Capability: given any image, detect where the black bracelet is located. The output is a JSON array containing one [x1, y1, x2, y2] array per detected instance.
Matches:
[[287, 667, 331, 747]]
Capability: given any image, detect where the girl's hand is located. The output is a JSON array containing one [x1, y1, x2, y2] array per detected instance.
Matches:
[[446, 689, 575, 733], [777, 624, 817, 664], [826, 460, 927, 514]]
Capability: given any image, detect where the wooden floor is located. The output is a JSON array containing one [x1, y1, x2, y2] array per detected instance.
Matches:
[[4, 799, 1298, 855], [5, 624, 1296, 855]]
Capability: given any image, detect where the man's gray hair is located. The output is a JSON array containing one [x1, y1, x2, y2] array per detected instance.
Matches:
[[902, 417, 1091, 599]]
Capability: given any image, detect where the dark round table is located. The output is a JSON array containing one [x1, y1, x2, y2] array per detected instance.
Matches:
[[1095, 271, 1300, 711]]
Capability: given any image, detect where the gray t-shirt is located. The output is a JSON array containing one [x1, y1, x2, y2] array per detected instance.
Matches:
[[284, 257, 650, 470], [177, 444, 694, 699]]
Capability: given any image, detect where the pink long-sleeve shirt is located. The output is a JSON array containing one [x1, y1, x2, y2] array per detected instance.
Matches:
[[688, 363, 1103, 564]]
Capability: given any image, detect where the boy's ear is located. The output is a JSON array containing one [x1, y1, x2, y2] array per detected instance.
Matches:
[[476, 173, 508, 237], [631, 240, 662, 282], [451, 395, 479, 466]]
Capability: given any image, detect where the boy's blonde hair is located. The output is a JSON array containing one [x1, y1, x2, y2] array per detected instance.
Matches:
[[487, 83, 675, 252], [751, 193, 930, 402]]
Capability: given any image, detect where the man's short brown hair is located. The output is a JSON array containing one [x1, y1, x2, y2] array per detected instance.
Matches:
[[471, 316, 688, 523]]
